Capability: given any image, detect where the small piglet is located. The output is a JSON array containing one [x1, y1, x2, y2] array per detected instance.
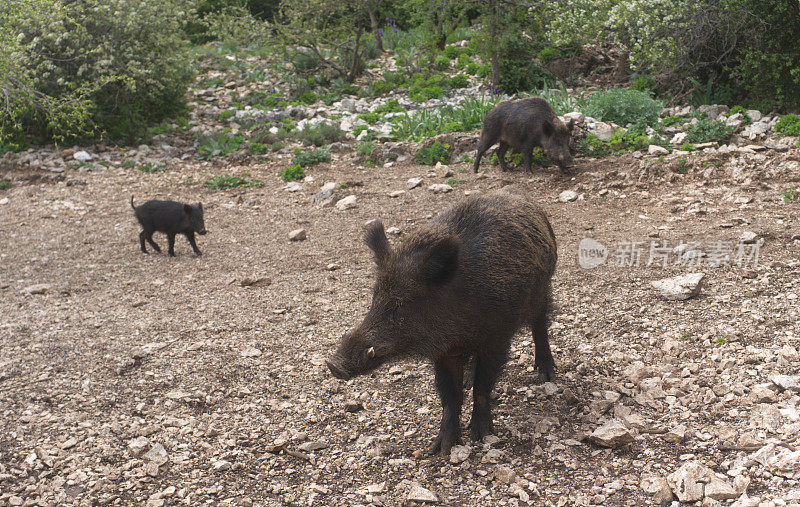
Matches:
[[131, 196, 207, 257]]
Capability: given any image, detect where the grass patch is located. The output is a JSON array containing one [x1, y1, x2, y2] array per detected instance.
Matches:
[[293, 148, 330, 168], [280, 164, 305, 182], [415, 142, 452, 165], [137, 162, 167, 173], [196, 132, 245, 160], [204, 174, 264, 190]]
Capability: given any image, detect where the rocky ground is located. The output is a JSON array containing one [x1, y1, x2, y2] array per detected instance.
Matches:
[[2, 50, 800, 506]]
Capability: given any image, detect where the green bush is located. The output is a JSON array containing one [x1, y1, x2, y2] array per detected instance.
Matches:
[[391, 95, 501, 141], [205, 174, 264, 190], [537, 47, 564, 65], [456, 53, 472, 69], [279, 164, 305, 182], [578, 127, 665, 157], [296, 122, 345, 146], [685, 117, 735, 143], [196, 132, 245, 160], [630, 76, 656, 93], [371, 80, 395, 96], [219, 110, 236, 122], [137, 162, 167, 173], [296, 91, 319, 105], [497, 38, 554, 94], [415, 142, 452, 165], [374, 100, 404, 114], [582, 88, 662, 127], [449, 75, 470, 89], [358, 112, 381, 124], [465, 62, 480, 75], [6, 0, 193, 143], [293, 148, 330, 167], [476, 64, 492, 78], [775, 114, 800, 136], [0, 180, 11, 191], [409, 85, 444, 102], [443, 46, 461, 59], [249, 142, 269, 155], [434, 55, 451, 71], [679, 143, 697, 152], [578, 133, 607, 157]]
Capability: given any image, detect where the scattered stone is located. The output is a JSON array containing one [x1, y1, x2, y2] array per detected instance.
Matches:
[[24, 284, 52, 295], [640, 476, 673, 506], [289, 228, 307, 241], [325, 263, 340, 271], [343, 401, 364, 413], [589, 419, 634, 448], [648, 145, 669, 155], [670, 132, 687, 145], [73, 150, 93, 162], [240, 277, 271, 287], [494, 466, 517, 485], [285, 181, 303, 192], [143, 443, 169, 466], [388, 190, 405, 198], [770, 374, 800, 393], [297, 440, 328, 452], [449, 445, 471, 464], [311, 182, 337, 205], [0, 197, 9, 205], [668, 462, 709, 503], [428, 184, 453, 194], [650, 272, 705, 300], [558, 190, 579, 202], [739, 231, 758, 244], [386, 226, 401, 235], [406, 483, 438, 503], [60, 437, 78, 450], [664, 425, 687, 443], [128, 436, 150, 458], [335, 195, 357, 211], [407, 177, 423, 189], [241, 347, 262, 358]]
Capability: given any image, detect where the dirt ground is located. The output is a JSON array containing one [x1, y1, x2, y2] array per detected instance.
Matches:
[[1, 146, 800, 505]]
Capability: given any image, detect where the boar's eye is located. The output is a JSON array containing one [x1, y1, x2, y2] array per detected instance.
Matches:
[[365, 347, 375, 360]]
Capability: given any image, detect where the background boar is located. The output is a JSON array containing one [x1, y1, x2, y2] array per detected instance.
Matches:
[[131, 196, 207, 257], [473, 97, 575, 174], [327, 189, 558, 454]]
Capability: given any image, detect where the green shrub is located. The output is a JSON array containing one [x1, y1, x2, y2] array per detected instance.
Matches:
[[465, 62, 480, 75], [296, 91, 319, 105], [630, 76, 657, 93], [249, 142, 269, 155], [296, 122, 345, 146], [783, 186, 799, 202], [685, 117, 735, 143], [434, 55, 451, 71], [374, 100, 404, 114], [353, 125, 370, 137], [219, 110, 236, 122], [679, 143, 697, 152], [358, 112, 381, 124], [279, 164, 305, 182], [0, 140, 30, 157], [456, 53, 472, 69], [137, 162, 167, 173], [205, 175, 264, 190], [196, 132, 245, 160], [6, 0, 193, 143], [605, 127, 654, 154], [415, 142, 452, 165], [293, 148, 330, 167], [497, 38, 554, 94], [443, 46, 461, 59], [582, 88, 662, 127], [537, 47, 564, 65], [271, 141, 286, 151], [371, 80, 395, 96], [0, 180, 11, 191], [356, 141, 376, 158], [775, 114, 800, 136], [391, 95, 501, 141], [476, 64, 492, 78], [409, 85, 444, 102], [661, 116, 688, 128], [578, 133, 608, 157], [449, 75, 470, 89]]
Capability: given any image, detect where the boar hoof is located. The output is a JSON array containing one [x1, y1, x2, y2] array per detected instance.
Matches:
[[428, 430, 461, 456], [468, 418, 494, 442], [537, 365, 556, 383]]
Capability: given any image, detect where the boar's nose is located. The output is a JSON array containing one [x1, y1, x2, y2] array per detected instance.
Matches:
[[198, 229, 207, 235], [326, 360, 351, 380]]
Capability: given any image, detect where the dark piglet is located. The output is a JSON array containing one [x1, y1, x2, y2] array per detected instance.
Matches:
[[130, 196, 207, 257], [327, 189, 558, 455], [473, 97, 575, 174]]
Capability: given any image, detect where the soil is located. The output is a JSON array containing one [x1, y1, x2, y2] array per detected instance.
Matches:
[[1, 145, 799, 505]]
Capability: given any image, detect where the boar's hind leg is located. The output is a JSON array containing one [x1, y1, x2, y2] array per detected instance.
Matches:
[[522, 142, 535, 173], [429, 354, 465, 455], [468, 349, 507, 442], [531, 292, 556, 382], [473, 138, 492, 173], [167, 233, 177, 257], [139, 231, 148, 253]]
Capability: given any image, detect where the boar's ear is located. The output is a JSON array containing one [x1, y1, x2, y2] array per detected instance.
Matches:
[[566, 119, 576, 132], [542, 119, 555, 137], [197, 202, 203, 211], [419, 236, 459, 285], [183, 203, 192, 214], [365, 220, 391, 266]]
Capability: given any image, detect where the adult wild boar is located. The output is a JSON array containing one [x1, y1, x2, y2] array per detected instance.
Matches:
[[327, 189, 558, 454], [473, 97, 575, 174]]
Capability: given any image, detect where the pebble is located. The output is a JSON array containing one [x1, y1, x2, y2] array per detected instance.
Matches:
[[289, 228, 307, 241]]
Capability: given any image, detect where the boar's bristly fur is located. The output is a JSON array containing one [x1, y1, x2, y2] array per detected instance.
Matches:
[[327, 189, 558, 454], [131, 195, 207, 257], [473, 97, 575, 174]]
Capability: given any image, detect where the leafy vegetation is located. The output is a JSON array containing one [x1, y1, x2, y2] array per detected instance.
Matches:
[[0, 180, 11, 191], [296, 122, 345, 147], [196, 132, 245, 160], [582, 88, 662, 127], [292, 148, 330, 168], [685, 118, 736, 143], [414, 142, 452, 165], [783, 186, 799, 203], [775, 114, 800, 136], [391, 95, 501, 141], [204, 174, 264, 190], [137, 162, 167, 173], [279, 164, 305, 182]]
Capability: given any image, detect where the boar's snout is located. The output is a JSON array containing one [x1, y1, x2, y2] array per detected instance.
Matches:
[[198, 228, 208, 235], [326, 359, 351, 380]]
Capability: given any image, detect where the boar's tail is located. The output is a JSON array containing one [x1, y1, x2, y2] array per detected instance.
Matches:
[[130, 195, 136, 210]]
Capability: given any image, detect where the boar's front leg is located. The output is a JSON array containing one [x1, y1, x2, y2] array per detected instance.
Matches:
[[429, 353, 465, 455], [469, 349, 507, 442]]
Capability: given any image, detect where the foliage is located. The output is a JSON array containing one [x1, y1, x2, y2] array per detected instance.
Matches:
[[391, 95, 501, 141], [579, 126, 666, 156], [783, 186, 799, 203], [279, 164, 305, 182], [678, 143, 696, 152], [449, 74, 470, 89], [685, 117, 735, 143], [414, 141, 452, 165], [196, 132, 246, 159], [249, 142, 269, 155], [495, 37, 553, 94], [356, 141, 378, 165], [205, 174, 264, 190], [775, 114, 800, 136], [292, 148, 330, 167], [296, 122, 345, 147], [434, 55, 451, 70], [374, 100, 404, 114], [137, 162, 167, 173], [582, 88, 662, 127], [0, 180, 11, 191], [2, 0, 193, 144]]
